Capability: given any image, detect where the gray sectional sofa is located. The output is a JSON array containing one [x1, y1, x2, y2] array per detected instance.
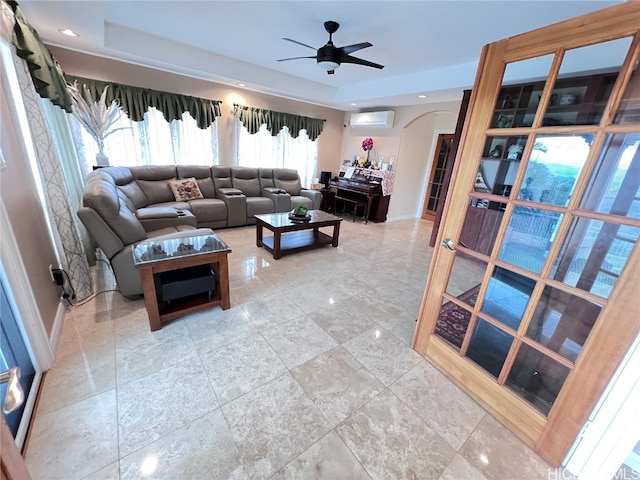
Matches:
[[78, 165, 321, 297]]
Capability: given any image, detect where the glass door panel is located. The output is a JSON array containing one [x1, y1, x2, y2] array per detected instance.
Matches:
[[498, 207, 563, 274], [493, 55, 554, 129], [466, 319, 514, 378], [551, 218, 640, 299], [525, 285, 603, 363], [580, 133, 640, 218], [614, 54, 639, 125], [551, 38, 632, 126], [479, 266, 534, 330], [435, 254, 487, 351], [521, 134, 594, 207], [505, 342, 572, 415]]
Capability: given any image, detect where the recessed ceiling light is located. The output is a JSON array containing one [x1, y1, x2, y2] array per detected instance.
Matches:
[[350, 103, 357, 106], [237, 83, 246, 87], [417, 94, 427, 99], [58, 29, 79, 37]]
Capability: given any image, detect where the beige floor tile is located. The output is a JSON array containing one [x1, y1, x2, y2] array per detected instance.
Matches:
[[292, 346, 384, 427], [261, 316, 338, 369], [119, 410, 246, 479], [273, 431, 372, 480], [439, 454, 488, 480], [115, 320, 199, 385], [390, 361, 486, 450], [199, 333, 286, 404], [222, 373, 330, 479], [184, 304, 259, 353], [82, 461, 121, 480], [307, 299, 376, 344], [342, 327, 422, 386], [459, 414, 553, 480], [337, 389, 456, 480], [37, 341, 116, 414], [25, 390, 118, 480], [117, 359, 218, 456], [240, 291, 305, 330]]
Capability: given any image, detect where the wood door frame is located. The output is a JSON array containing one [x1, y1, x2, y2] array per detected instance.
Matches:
[[422, 133, 454, 220], [413, 2, 640, 467]]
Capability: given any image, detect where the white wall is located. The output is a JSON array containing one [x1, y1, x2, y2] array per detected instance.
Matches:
[[340, 101, 461, 220]]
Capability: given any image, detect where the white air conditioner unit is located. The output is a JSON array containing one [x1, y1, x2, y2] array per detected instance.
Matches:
[[350, 110, 395, 129]]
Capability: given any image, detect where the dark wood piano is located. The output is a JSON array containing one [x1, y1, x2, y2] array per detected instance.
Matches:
[[329, 170, 391, 223]]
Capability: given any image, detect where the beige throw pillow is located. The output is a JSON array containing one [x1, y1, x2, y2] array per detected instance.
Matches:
[[169, 177, 204, 201]]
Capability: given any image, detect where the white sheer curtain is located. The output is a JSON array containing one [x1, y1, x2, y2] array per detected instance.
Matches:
[[71, 107, 219, 172], [236, 121, 318, 188]]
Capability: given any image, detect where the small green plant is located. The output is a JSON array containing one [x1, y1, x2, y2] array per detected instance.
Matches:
[[293, 204, 308, 216]]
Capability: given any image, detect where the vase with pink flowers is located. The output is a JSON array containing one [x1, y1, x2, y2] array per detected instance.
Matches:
[[362, 137, 374, 167]]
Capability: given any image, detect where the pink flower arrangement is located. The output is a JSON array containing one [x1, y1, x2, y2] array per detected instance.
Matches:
[[362, 137, 374, 151]]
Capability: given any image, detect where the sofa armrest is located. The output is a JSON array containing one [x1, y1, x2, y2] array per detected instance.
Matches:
[[216, 189, 247, 227], [262, 187, 291, 212], [136, 207, 198, 231], [299, 189, 322, 210], [217, 187, 244, 196]]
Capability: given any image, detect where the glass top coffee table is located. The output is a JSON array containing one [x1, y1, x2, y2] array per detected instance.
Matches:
[[254, 210, 343, 259], [133, 232, 231, 331]]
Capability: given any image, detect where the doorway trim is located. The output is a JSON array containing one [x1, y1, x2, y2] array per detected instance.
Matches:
[[0, 203, 52, 447]]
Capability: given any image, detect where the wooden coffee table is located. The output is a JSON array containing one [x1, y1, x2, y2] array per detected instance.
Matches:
[[133, 232, 231, 331], [254, 210, 342, 259]]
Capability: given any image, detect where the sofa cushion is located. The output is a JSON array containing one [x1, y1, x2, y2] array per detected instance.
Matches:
[[131, 166, 177, 204], [188, 198, 227, 223], [231, 167, 261, 197], [177, 166, 216, 198], [212, 166, 232, 189], [246, 197, 275, 218], [258, 168, 275, 189], [169, 177, 204, 201], [274, 168, 303, 195]]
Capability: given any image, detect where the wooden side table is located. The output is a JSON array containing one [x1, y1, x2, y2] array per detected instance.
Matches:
[[133, 233, 231, 331]]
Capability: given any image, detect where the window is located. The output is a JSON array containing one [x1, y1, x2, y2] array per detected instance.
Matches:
[[70, 107, 219, 173], [236, 121, 318, 188]]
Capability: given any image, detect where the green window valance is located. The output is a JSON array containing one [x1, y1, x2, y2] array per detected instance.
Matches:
[[10, 4, 73, 112], [66, 75, 222, 129], [232, 104, 325, 141]]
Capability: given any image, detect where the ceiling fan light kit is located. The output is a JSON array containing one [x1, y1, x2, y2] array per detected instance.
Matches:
[[278, 20, 384, 75]]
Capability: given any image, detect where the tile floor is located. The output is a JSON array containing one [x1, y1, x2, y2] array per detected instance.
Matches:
[[25, 219, 556, 479]]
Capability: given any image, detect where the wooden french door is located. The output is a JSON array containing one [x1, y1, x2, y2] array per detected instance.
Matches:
[[414, 2, 640, 467], [422, 134, 454, 220]]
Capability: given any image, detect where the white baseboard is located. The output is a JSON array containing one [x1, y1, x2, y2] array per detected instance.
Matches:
[[386, 214, 421, 222], [48, 299, 67, 358]]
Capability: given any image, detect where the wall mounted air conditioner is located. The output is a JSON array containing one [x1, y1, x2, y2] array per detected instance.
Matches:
[[350, 110, 395, 129]]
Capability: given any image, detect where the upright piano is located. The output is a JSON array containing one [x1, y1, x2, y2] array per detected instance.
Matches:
[[329, 170, 391, 222]]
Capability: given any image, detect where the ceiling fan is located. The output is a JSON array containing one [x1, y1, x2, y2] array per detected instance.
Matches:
[[277, 20, 384, 75]]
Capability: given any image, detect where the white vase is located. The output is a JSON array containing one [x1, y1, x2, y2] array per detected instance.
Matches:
[[95, 152, 109, 167]]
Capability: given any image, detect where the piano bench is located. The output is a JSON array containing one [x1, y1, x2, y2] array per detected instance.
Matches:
[[334, 196, 368, 223]]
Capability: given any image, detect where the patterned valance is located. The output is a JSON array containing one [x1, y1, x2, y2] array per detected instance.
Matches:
[[10, 4, 73, 112], [66, 75, 222, 129], [232, 104, 325, 141]]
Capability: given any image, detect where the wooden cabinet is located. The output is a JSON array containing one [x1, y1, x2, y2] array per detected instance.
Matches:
[[459, 206, 503, 255]]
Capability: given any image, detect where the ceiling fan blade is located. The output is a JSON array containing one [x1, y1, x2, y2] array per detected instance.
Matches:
[[340, 42, 372, 55], [282, 38, 317, 50], [277, 56, 317, 62], [341, 54, 385, 70]]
